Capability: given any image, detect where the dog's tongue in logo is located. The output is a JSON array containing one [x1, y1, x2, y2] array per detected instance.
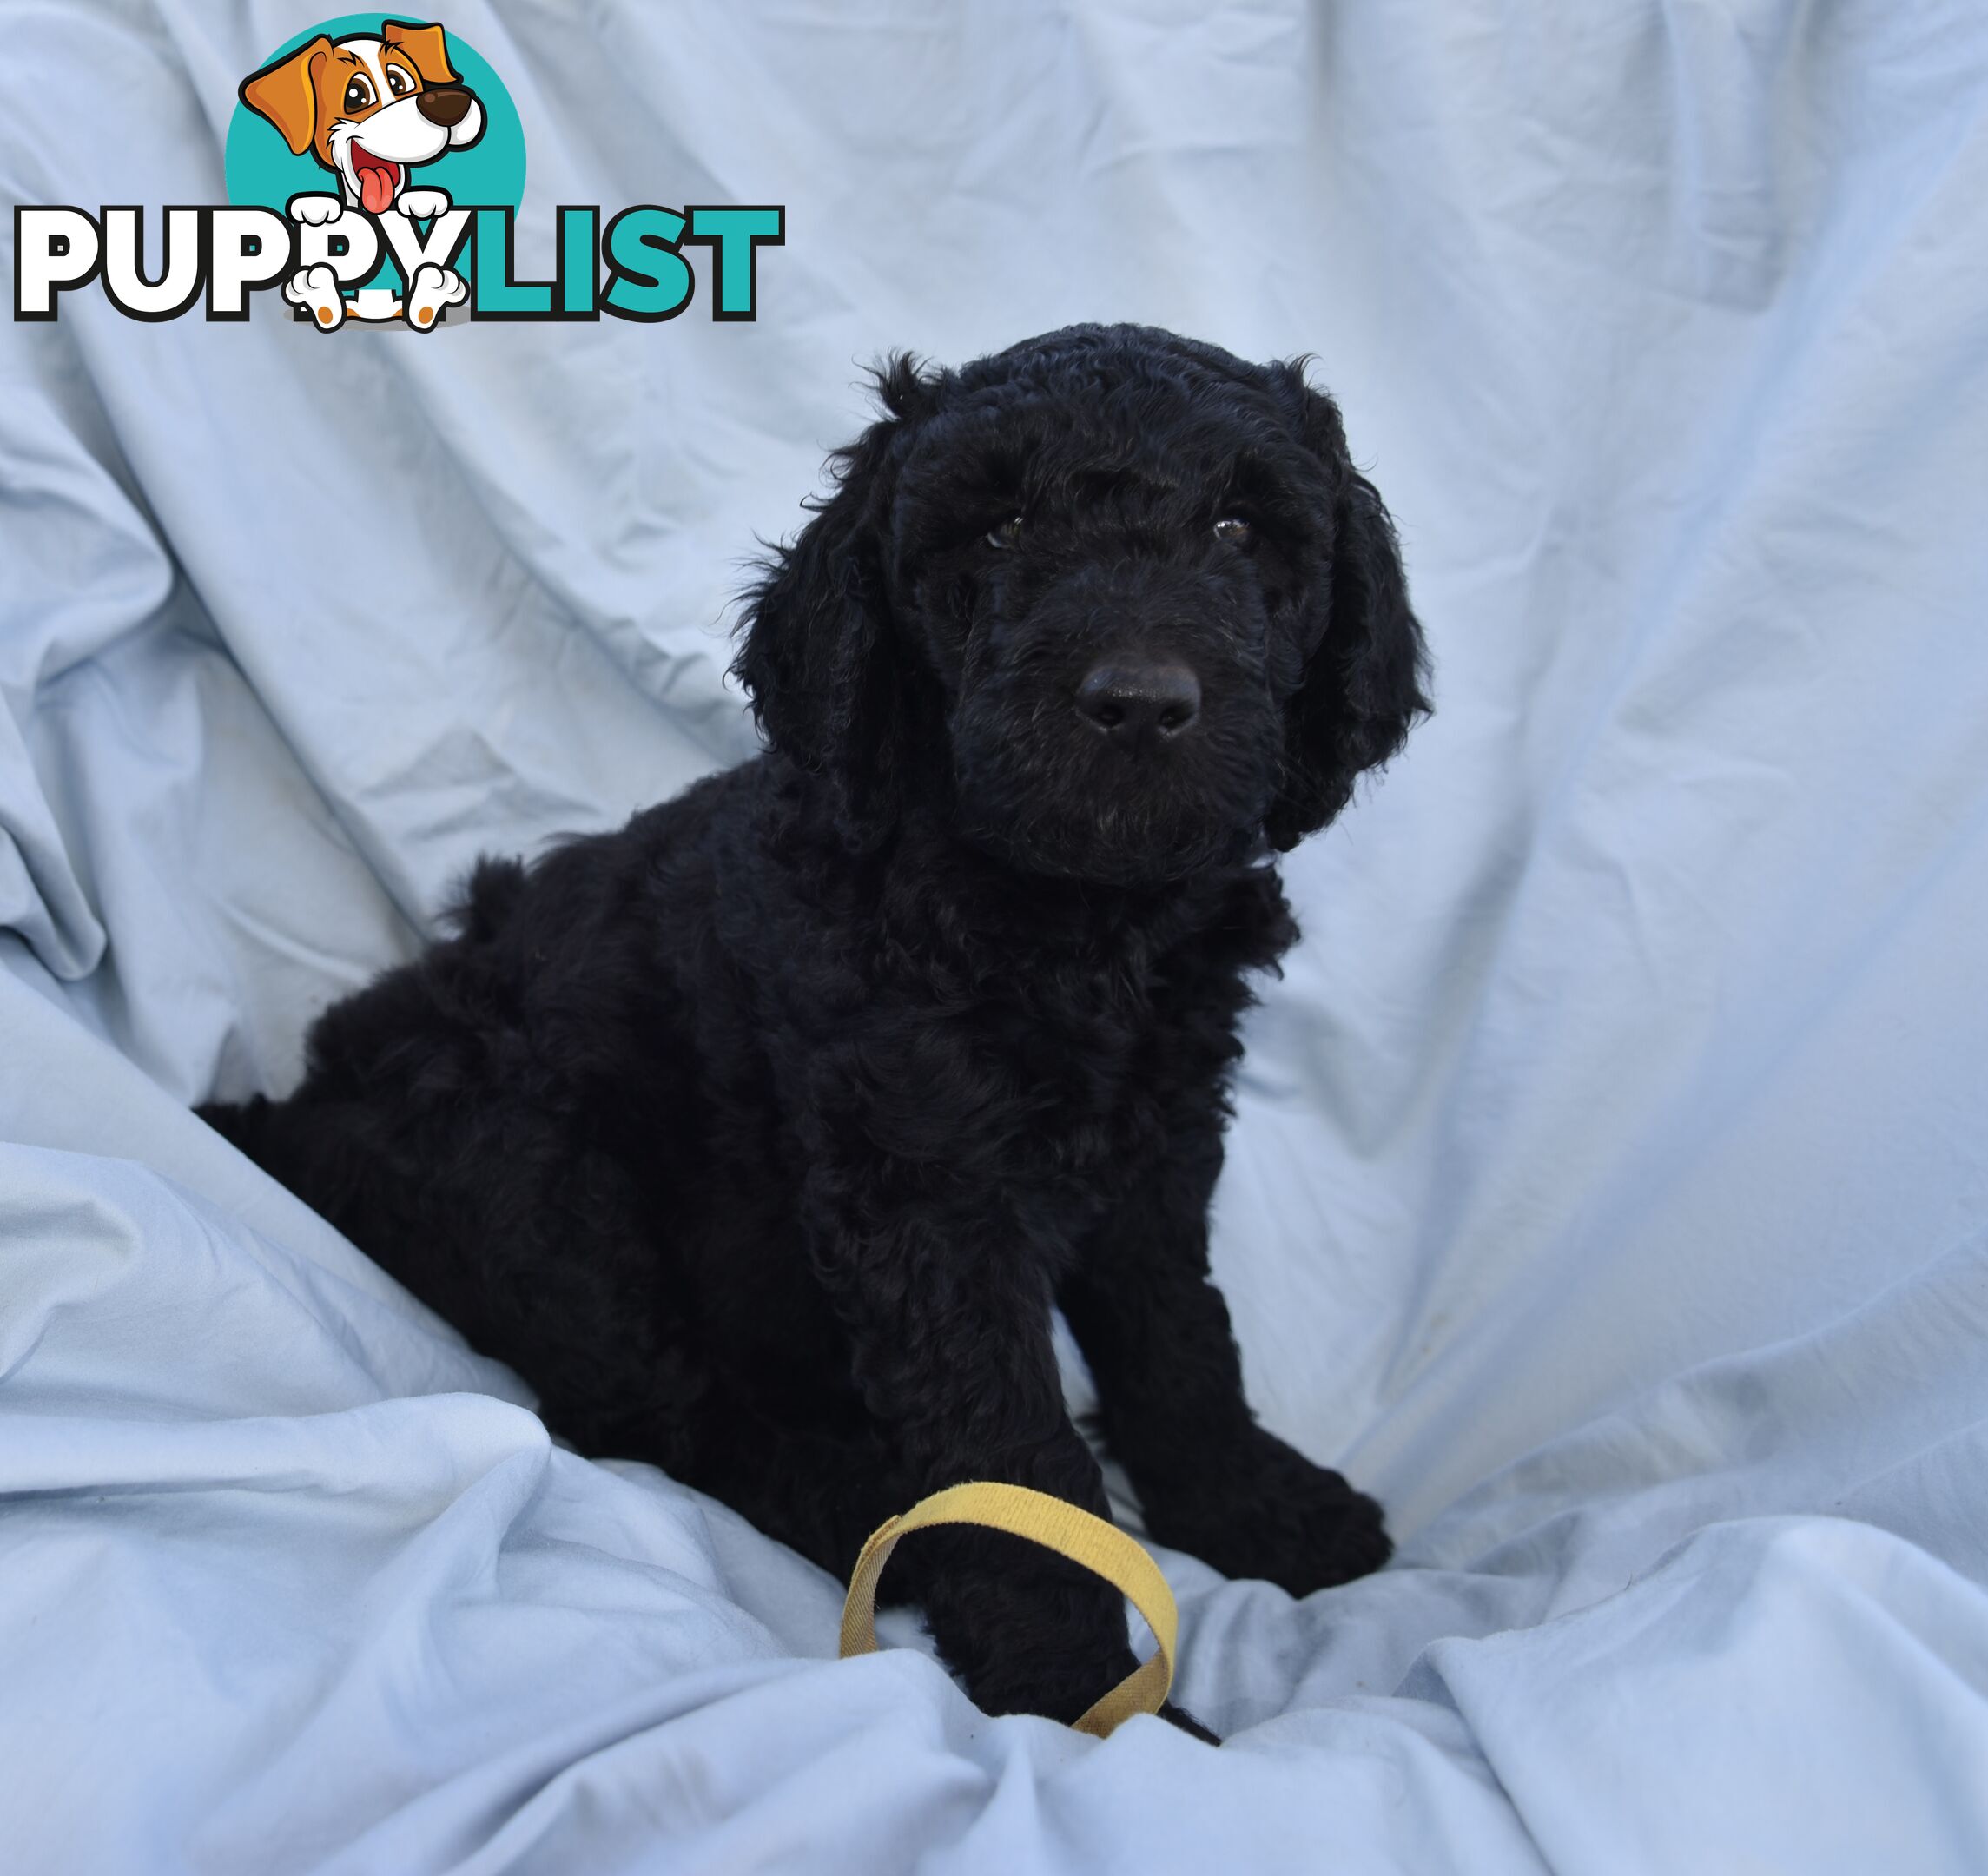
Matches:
[[352, 149, 401, 216]]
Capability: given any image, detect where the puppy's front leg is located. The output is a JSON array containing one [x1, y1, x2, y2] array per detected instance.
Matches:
[[281, 263, 346, 331], [286, 193, 344, 227], [822, 1206, 1142, 1724], [1060, 1120, 1392, 1595]]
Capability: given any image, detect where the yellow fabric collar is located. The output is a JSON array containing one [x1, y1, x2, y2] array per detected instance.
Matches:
[[838, 1479, 1178, 1738]]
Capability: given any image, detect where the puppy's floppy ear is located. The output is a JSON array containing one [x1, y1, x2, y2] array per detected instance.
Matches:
[[381, 19, 459, 85], [734, 354, 936, 849], [1263, 368, 1431, 850], [240, 36, 333, 157]]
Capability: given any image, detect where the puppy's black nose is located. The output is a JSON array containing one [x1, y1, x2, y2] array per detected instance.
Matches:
[[1076, 661, 1202, 742], [418, 85, 474, 127]]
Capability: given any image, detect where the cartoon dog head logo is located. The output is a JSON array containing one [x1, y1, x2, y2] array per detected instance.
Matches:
[[239, 19, 485, 217]]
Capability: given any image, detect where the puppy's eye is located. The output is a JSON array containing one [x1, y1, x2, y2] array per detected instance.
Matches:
[[386, 65, 413, 97], [1214, 516, 1254, 547], [343, 75, 376, 112], [986, 516, 1024, 550]]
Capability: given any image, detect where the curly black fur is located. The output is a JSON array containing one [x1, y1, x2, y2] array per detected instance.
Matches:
[[201, 323, 1429, 1735]]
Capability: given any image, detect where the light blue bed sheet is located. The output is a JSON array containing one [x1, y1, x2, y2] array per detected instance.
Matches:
[[3, 3, 1986, 1869]]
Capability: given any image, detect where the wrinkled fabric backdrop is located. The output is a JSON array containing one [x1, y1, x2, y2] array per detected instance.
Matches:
[[3, 3, 1986, 1871]]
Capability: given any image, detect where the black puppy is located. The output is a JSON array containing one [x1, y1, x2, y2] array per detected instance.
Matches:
[[203, 323, 1428, 1734]]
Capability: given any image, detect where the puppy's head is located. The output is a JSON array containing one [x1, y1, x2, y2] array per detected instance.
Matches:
[[239, 20, 485, 214], [736, 324, 1429, 883]]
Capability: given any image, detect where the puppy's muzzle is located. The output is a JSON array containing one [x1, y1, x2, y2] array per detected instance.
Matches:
[[1076, 659, 1202, 745], [417, 85, 476, 128]]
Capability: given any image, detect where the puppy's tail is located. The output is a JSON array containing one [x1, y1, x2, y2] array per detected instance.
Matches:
[[198, 1094, 281, 1172], [199, 1092, 357, 1228], [443, 855, 530, 945]]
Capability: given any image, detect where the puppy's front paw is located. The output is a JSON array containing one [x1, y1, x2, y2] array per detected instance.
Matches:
[[403, 263, 468, 330], [282, 263, 346, 331], [286, 192, 344, 228], [1141, 1430, 1391, 1597], [396, 187, 451, 220]]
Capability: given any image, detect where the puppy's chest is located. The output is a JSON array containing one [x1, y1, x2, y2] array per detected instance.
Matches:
[[859, 972, 1192, 1190]]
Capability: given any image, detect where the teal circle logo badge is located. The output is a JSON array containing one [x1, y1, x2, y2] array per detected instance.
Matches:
[[225, 15, 525, 327]]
